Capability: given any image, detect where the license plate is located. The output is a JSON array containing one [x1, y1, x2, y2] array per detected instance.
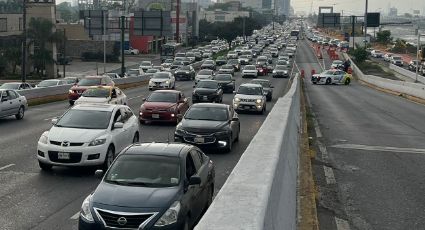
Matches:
[[152, 114, 160, 119], [203, 96, 208, 100], [58, 152, 70, 160], [244, 106, 251, 109], [194, 136, 205, 144]]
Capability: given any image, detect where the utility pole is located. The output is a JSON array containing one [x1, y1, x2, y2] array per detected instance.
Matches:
[[103, 10, 107, 74], [364, 0, 368, 42], [120, 16, 125, 77], [351, 15, 356, 49], [63, 29, 66, 78], [242, 17, 245, 41], [21, 0, 27, 83], [176, 0, 180, 43]]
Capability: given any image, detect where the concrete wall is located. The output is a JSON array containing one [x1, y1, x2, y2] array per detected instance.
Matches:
[[388, 64, 425, 84], [0, 14, 22, 37], [195, 76, 301, 230], [343, 53, 425, 100]]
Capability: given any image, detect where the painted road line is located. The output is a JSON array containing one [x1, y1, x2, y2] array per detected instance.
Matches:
[[331, 144, 425, 154], [0, 164, 15, 171], [318, 141, 329, 161], [323, 166, 336, 184], [303, 87, 322, 138], [128, 95, 145, 100], [70, 211, 80, 220], [335, 217, 351, 230]]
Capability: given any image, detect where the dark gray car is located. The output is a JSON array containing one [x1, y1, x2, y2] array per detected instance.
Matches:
[[192, 80, 223, 103], [250, 79, 274, 101]]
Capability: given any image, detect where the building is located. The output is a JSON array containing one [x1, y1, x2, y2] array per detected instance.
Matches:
[[240, 0, 262, 11], [0, 14, 23, 37], [201, 9, 250, 23], [389, 7, 397, 17]]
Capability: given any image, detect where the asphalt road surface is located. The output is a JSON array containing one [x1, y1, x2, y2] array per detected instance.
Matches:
[[0, 53, 292, 229], [298, 39, 425, 230]]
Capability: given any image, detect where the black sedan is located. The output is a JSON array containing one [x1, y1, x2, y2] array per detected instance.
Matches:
[[200, 60, 216, 71], [192, 80, 223, 103], [174, 65, 196, 81], [213, 74, 235, 93], [78, 143, 215, 230], [174, 103, 240, 152]]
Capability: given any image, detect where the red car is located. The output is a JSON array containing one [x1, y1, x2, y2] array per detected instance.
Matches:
[[256, 64, 268, 76], [68, 75, 114, 105], [139, 90, 190, 124]]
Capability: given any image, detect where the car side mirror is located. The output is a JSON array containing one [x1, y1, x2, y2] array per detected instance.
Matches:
[[51, 118, 58, 125], [233, 91, 236, 94], [113, 122, 124, 129], [1, 97, 7, 102], [231, 117, 239, 122], [142, 98, 146, 101], [95, 169, 104, 177], [189, 175, 201, 185]]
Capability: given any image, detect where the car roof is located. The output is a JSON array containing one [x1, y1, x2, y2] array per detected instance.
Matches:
[[84, 75, 106, 79], [151, 90, 180, 94], [191, 103, 229, 109], [87, 86, 113, 90], [251, 79, 270, 82], [124, 143, 190, 157], [72, 103, 121, 112], [240, 83, 262, 88]]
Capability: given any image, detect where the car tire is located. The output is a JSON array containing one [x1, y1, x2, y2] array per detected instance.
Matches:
[[140, 120, 146, 125], [133, 132, 139, 143], [102, 146, 115, 172], [15, 106, 24, 120], [344, 78, 351, 85], [224, 135, 233, 153], [182, 217, 190, 230], [39, 161, 52, 171], [235, 125, 240, 142], [206, 185, 214, 210], [69, 100, 74, 106], [325, 78, 332, 85]]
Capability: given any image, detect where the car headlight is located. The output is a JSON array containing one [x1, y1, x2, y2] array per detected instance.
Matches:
[[175, 128, 187, 136], [80, 194, 94, 223], [154, 201, 181, 227], [272, 70, 276, 73], [149, 80, 154, 86], [88, 138, 107, 146], [256, 99, 262, 104], [234, 97, 241, 102], [69, 90, 75, 94], [165, 80, 170, 84], [38, 132, 49, 144]]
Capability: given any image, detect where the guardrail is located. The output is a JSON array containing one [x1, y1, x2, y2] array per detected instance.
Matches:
[[195, 75, 301, 230], [388, 64, 425, 84], [343, 53, 425, 100]]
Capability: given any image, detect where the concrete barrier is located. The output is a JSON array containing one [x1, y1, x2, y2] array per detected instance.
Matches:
[[343, 53, 425, 100], [388, 64, 425, 84], [195, 76, 301, 230]]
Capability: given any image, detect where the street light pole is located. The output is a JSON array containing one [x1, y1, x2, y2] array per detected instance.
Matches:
[[364, 0, 368, 42], [21, 0, 27, 83], [103, 10, 107, 74], [415, 33, 424, 82]]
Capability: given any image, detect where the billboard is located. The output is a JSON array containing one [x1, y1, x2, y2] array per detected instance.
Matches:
[[317, 13, 340, 28], [133, 10, 172, 36], [366, 12, 380, 27], [81, 10, 109, 36]]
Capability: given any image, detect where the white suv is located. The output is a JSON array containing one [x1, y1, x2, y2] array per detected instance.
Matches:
[[242, 65, 258, 78], [233, 83, 267, 114], [37, 104, 140, 171]]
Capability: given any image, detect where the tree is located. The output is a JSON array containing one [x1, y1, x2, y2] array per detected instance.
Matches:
[[376, 30, 392, 44], [404, 13, 413, 18], [4, 47, 21, 74], [27, 18, 64, 76], [56, 2, 79, 23], [349, 47, 368, 63]]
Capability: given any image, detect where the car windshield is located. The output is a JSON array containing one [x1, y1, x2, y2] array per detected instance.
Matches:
[[147, 92, 177, 103], [333, 61, 343, 64], [237, 86, 262, 95], [185, 107, 228, 121], [152, 73, 170, 79], [141, 61, 151, 66], [251, 81, 270, 88], [204, 60, 214, 64], [37, 80, 58, 87], [275, 65, 288, 70], [82, 88, 110, 98], [393, 56, 402, 60], [221, 65, 233, 70], [0, 83, 20, 90], [146, 69, 158, 73], [127, 70, 139, 75], [198, 70, 212, 75], [56, 109, 112, 129], [244, 66, 256, 70], [105, 155, 180, 187], [214, 75, 232, 81], [78, 78, 101, 86], [179, 66, 191, 70], [197, 81, 218, 89], [228, 60, 238, 64], [164, 59, 173, 63]]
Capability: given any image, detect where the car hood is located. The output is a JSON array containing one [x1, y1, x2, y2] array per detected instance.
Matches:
[[196, 75, 212, 79], [193, 88, 217, 94], [75, 97, 110, 104], [142, 102, 177, 110], [180, 119, 228, 132], [70, 85, 90, 90], [243, 69, 257, 72], [216, 80, 233, 84], [235, 94, 263, 100], [175, 70, 190, 74], [93, 182, 180, 208], [150, 79, 169, 83], [47, 126, 107, 142]]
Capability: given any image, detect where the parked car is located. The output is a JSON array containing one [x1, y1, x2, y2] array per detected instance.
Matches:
[[37, 104, 140, 171], [0, 82, 32, 91], [78, 143, 215, 230], [0, 89, 27, 120], [124, 47, 140, 55], [213, 74, 235, 93], [174, 65, 196, 81], [75, 86, 128, 105], [250, 79, 273, 101], [35, 79, 69, 88], [174, 103, 240, 152], [68, 75, 114, 105], [311, 69, 352, 85], [192, 80, 223, 103], [195, 69, 215, 84], [232, 83, 267, 114], [140, 90, 189, 124], [242, 65, 258, 78], [148, 72, 176, 90]]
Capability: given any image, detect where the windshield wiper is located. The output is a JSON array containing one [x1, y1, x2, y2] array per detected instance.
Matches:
[[106, 180, 151, 186]]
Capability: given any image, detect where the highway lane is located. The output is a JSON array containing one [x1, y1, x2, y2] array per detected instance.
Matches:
[[299, 39, 425, 230], [0, 54, 292, 229]]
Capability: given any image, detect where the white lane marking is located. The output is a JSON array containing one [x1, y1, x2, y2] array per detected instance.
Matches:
[[323, 166, 336, 184], [128, 95, 145, 100], [331, 144, 425, 154], [335, 217, 351, 230], [44, 116, 57, 121], [70, 211, 80, 220], [0, 164, 15, 171], [318, 142, 329, 161], [313, 118, 322, 138]]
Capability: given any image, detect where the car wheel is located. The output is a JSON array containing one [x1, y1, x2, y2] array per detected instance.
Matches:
[[182, 217, 190, 230], [69, 100, 74, 106], [102, 146, 115, 172], [325, 78, 332, 85], [344, 78, 351, 85], [39, 161, 52, 171], [206, 185, 214, 209], [133, 132, 139, 143], [225, 135, 233, 153], [15, 106, 24, 120], [235, 125, 240, 142]]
